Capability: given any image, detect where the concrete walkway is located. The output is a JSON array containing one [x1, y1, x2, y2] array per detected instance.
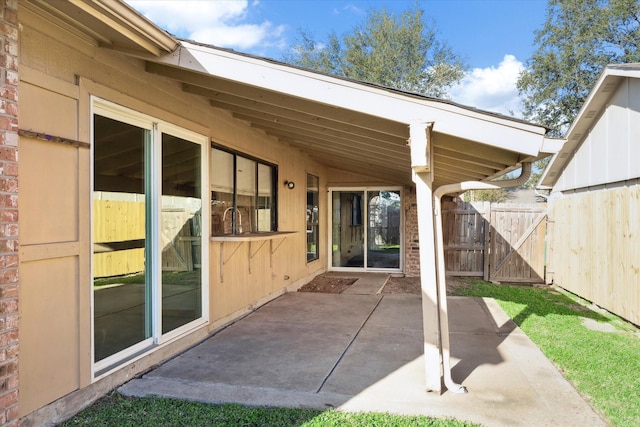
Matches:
[[120, 277, 606, 426]]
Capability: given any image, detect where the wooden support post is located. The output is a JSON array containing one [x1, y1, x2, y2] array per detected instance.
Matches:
[[410, 122, 442, 393]]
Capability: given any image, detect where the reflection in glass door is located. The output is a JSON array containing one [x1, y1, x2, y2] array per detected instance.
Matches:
[[93, 103, 206, 370], [161, 134, 202, 334], [331, 189, 401, 271]]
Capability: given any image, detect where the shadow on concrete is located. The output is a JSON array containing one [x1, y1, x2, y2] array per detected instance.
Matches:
[[120, 290, 606, 426]]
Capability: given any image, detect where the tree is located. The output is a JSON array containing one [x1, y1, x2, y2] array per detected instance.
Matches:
[[283, 6, 466, 98], [517, 0, 640, 135]]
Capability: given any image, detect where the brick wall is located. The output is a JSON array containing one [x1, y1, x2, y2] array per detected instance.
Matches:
[[0, 0, 19, 425], [403, 187, 420, 276]]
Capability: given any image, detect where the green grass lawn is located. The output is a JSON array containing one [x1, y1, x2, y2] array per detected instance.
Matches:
[[60, 393, 476, 427], [455, 281, 640, 427]]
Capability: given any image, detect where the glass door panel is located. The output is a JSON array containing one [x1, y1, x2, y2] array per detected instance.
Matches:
[[93, 116, 151, 362], [331, 191, 365, 267], [161, 134, 202, 334], [367, 190, 401, 268]]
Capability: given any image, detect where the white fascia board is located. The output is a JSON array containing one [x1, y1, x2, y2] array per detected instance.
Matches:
[[167, 42, 546, 157], [540, 137, 566, 154]]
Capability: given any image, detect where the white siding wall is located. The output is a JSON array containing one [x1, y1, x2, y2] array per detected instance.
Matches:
[[556, 78, 640, 192]]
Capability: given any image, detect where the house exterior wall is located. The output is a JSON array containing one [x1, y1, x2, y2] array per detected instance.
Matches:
[[0, 1, 20, 425], [555, 77, 640, 192], [16, 6, 340, 422], [548, 78, 640, 327], [14, 2, 441, 421]]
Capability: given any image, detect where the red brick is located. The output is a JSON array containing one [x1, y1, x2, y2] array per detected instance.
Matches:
[[0, 391, 17, 410], [5, 345, 17, 360], [0, 331, 18, 348], [0, 284, 17, 299], [0, 239, 18, 253], [0, 24, 17, 42], [0, 361, 18, 378], [0, 299, 16, 315], [0, 146, 15, 162], [0, 132, 18, 148], [5, 314, 17, 329], [2, 256, 17, 269], [0, 178, 17, 193], [4, 70, 17, 86], [5, 406, 18, 424], [4, 9, 17, 27], [3, 162, 17, 176], [0, 86, 16, 102], [6, 375, 17, 391], [0, 195, 17, 208], [0, 269, 17, 285], [0, 210, 18, 222]]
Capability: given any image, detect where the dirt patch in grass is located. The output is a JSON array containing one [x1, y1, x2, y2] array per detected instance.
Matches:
[[382, 275, 480, 295], [298, 276, 357, 293]]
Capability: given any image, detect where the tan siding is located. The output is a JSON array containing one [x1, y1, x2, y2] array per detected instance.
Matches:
[[548, 185, 640, 326], [19, 6, 333, 417]]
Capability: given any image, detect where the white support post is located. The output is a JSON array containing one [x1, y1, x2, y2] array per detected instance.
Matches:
[[410, 122, 442, 393]]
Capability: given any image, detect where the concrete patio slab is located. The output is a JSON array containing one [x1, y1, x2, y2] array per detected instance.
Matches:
[[120, 292, 607, 427]]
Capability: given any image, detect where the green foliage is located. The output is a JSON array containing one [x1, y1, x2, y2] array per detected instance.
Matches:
[[517, 0, 640, 135], [455, 282, 640, 426], [62, 395, 477, 426], [283, 7, 467, 97], [462, 188, 510, 203]]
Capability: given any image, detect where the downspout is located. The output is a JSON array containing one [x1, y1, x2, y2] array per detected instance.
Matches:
[[433, 162, 532, 394]]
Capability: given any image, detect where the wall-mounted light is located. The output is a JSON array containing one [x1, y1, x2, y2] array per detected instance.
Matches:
[[284, 180, 295, 190]]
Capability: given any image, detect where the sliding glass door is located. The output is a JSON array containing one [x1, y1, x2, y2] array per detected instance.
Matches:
[[330, 188, 401, 271], [93, 100, 207, 372]]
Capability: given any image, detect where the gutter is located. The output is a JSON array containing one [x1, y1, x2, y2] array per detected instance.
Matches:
[[433, 162, 532, 394]]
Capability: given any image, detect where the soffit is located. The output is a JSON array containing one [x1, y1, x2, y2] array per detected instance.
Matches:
[[144, 52, 545, 188], [23, 0, 178, 56], [32, 1, 549, 188]]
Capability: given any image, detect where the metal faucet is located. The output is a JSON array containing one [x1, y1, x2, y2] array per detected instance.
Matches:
[[222, 206, 242, 233]]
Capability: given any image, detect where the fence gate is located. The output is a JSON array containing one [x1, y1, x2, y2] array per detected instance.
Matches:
[[441, 201, 547, 283], [488, 205, 546, 283]]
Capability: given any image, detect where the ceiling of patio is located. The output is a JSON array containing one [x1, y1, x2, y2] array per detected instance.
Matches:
[[145, 61, 530, 188], [30, 0, 540, 189]]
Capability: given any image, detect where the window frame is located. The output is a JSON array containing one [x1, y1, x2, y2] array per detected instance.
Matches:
[[91, 97, 209, 378], [306, 173, 320, 262], [210, 143, 278, 236]]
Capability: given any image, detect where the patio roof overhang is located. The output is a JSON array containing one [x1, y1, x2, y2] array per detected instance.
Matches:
[[25, 0, 556, 187], [143, 40, 553, 187]]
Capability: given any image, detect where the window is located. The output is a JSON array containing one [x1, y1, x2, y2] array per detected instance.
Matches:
[[210, 146, 276, 235], [306, 174, 319, 261], [92, 99, 208, 371]]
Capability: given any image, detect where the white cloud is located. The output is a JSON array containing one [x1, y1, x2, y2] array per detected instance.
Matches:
[[449, 55, 525, 117], [125, 0, 286, 53]]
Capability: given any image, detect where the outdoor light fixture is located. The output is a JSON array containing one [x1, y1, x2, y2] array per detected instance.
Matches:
[[284, 180, 295, 190]]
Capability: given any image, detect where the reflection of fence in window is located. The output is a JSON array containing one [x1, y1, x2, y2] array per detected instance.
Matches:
[[93, 196, 202, 277], [368, 194, 400, 249]]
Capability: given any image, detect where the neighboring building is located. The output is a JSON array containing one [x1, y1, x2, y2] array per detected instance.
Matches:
[[5, 1, 554, 424], [540, 64, 640, 327]]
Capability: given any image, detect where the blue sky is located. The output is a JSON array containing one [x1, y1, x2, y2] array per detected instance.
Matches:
[[125, 0, 549, 117]]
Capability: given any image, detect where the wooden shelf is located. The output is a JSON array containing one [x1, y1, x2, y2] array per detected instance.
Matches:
[[211, 232, 297, 282]]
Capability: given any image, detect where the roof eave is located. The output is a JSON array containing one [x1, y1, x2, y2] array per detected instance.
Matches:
[[540, 64, 640, 188]]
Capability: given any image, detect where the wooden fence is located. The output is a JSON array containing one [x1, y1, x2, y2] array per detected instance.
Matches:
[[93, 199, 201, 278], [547, 185, 640, 326], [441, 200, 547, 283]]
